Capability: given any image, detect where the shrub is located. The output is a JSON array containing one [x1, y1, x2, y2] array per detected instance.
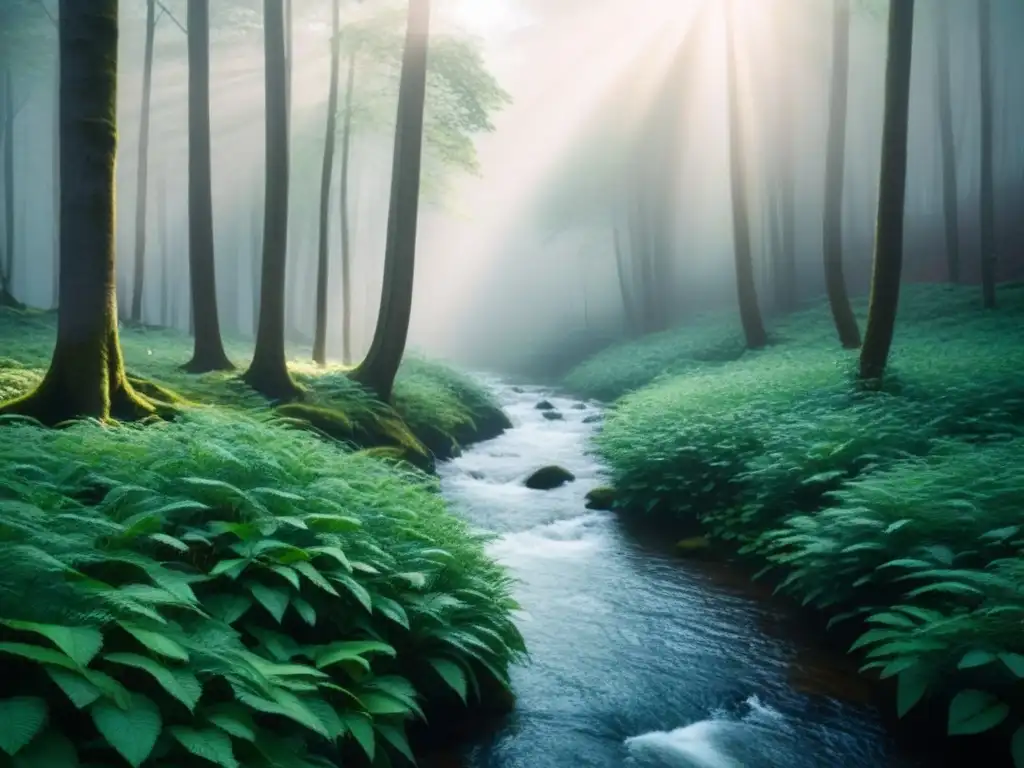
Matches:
[[0, 411, 524, 767]]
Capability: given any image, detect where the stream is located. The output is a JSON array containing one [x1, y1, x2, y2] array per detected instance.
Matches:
[[436, 383, 926, 768]]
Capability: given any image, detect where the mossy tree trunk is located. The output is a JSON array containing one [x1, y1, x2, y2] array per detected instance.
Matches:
[[244, 0, 301, 402], [822, 0, 860, 349], [858, 0, 915, 382], [349, 0, 431, 402], [0, 0, 157, 424], [935, 0, 959, 284], [130, 0, 156, 324], [977, 0, 996, 309], [338, 50, 356, 365], [183, 0, 233, 372], [724, 0, 767, 350], [313, 0, 341, 366]]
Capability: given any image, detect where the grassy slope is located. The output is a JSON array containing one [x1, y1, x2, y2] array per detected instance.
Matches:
[[564, 283, 1024, 763], [0, 310, 521, 767]]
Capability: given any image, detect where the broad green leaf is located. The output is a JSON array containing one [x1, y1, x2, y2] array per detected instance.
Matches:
[[0, 642, 78, 671], [947, 689, 1010, 736], [865, 612, 916, 629], [377, 723, 415, 764], [270, 565, 301, 590], [11, 729, 78, 767], [331, 573, 373, 612], [45, 668, 102, 709], [1, 621, 103, 667], [316, 641, 397, 671], [291, 596, 317, 626], [249, 582, 290, 624], [209, 558, 249, 580], [169, 726, 239, 768], [90, 694, 162, 767], [203, 593, 254, 625], [119, 624, 190, 662], [340, 713, 375, 762], [103, 653, 203, 711], [429, 657, 467, 703], [309, 546, 353, 572], [373, 595, 410, 629], [293, 562, 339, 596], [360, 692, 411, 716], [896, 665, 930, 717], [1000, 653, 1024, 678], [958, 650, 997, 671], [205, 704, 256, 742], [0, 697, 48, 756], [149, 532, 191, 553]]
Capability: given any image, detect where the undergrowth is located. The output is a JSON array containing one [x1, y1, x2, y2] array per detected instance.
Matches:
[[0, 411, 525, 767], [582, 283, 1024, 763]]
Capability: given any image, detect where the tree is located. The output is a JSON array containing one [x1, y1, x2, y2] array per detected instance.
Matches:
[[0, 0, 159, 423], [312, 0, 341, 367], [338, 47, 356, 363], [244, 0, 301, 401], [183, 0, 233, 372], [977, 0, 996, 309], [859, 0, 915, 381], [725, 0, 767, 349], [822, 0, 860, 348], [130, 0, 157, 324], [934, 0, 960, 283], [349, 0, 431, 401]]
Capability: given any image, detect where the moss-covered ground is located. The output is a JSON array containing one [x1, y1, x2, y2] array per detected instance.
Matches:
[[0, 309, 521, 767], [563, 283, 1024, 764]]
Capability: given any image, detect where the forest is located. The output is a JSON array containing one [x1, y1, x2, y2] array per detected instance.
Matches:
[[0, 0, 1022, 766]]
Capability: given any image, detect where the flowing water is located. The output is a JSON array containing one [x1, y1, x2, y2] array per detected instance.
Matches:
[[436, 383, 924, 768]]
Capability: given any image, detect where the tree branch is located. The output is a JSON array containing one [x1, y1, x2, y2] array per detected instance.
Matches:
[[32, 0, 56, 27], [155, 0, 187, 34]]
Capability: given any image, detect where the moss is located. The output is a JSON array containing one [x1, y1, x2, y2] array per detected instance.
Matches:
[[584, 485, 617, 510], [524, 465, 575, 490]]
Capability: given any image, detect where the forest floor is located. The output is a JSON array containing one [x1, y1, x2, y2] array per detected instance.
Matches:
[[0, 308, 523, 768], [563, 282, 1024, 763]]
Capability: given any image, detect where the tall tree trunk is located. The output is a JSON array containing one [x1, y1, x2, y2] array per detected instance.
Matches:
[[822, 0, 860, 348], [349, 0, 431, 402], [0, 0, 157, 422], [130, 0, 157, 324], [774, 41, 797, 313], [312, 0, 341, 366], [338, 50, 355, 365], [159, 173, 168, 325], [50, 58, 60, 308], [935, 0, 959, 283], [3, 65, 14, 297], [244, 0, 301, 401], [977, 0, 996, 308], [612, 221, 637, 334], [725, 0, 767, 350], [859, 0, 915, 381], [251, 187, 262, 337], [184, 0, 233, 371]]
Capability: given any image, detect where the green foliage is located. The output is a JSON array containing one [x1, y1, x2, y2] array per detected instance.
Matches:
[[0, 409, 524, 766], [578, 283, 1024, 763]]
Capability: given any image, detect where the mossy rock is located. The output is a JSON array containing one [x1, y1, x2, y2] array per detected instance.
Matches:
[[541, 410, 563, 421], [582, 414, 602, 424], [535, 399, 555, 410], [525, 465, 575, 490], [584, 486, 617, 510]]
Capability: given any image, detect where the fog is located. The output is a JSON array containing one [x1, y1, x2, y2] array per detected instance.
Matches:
[[4, 0, 1024, 375]]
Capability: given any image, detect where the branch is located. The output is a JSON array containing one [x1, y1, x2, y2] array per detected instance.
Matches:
[[155, 0, 187, 35], [32, 0, 56, 27]]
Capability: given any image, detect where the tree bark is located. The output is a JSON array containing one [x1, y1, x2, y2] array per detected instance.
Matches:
[[312, 0, 341, 366], [51, 58, 60, 308], [0, 0, 157, 423], [859, 0, 915, 381], [935, 0, 959, 284], [183, 0, 233, 371], [725, 0, 767, 350], [244, 0, 301, 401], [130, 0, 156, 324], [349, 0, 431, 402], [822, 0, 860, 348], [338, 49, 356, 365], [158, 172, 168, 325], [251, 186, 262, 337], [612, 221, 637, 334], [3, 64, 14, 297], [977, 0, 996, 308], [774, 36, 797, 313]]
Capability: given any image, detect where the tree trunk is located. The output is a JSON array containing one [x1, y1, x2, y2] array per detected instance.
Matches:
[[725, 0, 767, 350], [935, 0, 959, 283], [51, 58, 60, 308], [251, 187, 261, 337], [184, 0, 233, 371], [0, 0, 157, 423], [822, 0, 860, 349], [244, 0, 301, 401], [859, 0, 915, 381], [130, 0, 157, 324], [159, 173, 168, 325], [977, 0, 996, 308], [774, 41, 797, 313], [349, 0, 431, 402], [3, 65, 14, 297], [338, 50, 356, 365], [312, 0, 341, 366], [612, 221, 637, 334]]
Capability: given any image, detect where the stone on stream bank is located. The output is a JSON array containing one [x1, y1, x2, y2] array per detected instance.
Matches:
[[584, 485, 617, 510], [524, 465, 575, 490], [535, 399, 555, 410], [541, 410, 563, 421]]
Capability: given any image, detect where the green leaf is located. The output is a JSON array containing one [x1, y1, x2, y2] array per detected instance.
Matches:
[[45, 668, 102, 709], [1000, 653, 1024, 678], [293, 561, 339, 596], [340, 713, 375, 762], [948, 689, 1010, 736], [373, 595, 410, 629], [0, 642, 79, 671], [291, 596, 317, 626], [332, 573, 373, 612], [11, 729, 78, 767], [1012, 726, 1024, 768], [360, 692, 411, 716], [896, 665, 930, 717], [310, 546, 353, 572], [169, 726, 239, 768], [149, 533, 192, 553], [249, 582, 291, 624], [866, 612, 916, 628], [316, 641, 397, 671], [119, 624, 190, 662], [428, 657, 467, 703], [205, 704, 256, 742], [958, 650, 998, 671], [270, 565, 301, 590], [90, 694, 162, 767], [209, 558, 249, 580], [0, 697, 48, 756], [377, 722, 415, 763], [395, 572, 428, 590], [103, 652, 203, 711], [1, 621, 104, 667], [203, 593, 254, 625]]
